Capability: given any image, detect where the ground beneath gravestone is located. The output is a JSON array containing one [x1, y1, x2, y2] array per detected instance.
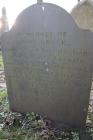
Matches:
[[0, 53, 93, 139]]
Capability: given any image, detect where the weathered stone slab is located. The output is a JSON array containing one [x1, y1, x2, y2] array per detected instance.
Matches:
[[1, 3, 93, 129]]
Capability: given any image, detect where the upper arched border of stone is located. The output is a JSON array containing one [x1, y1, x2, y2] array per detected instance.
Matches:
[[11, 2, 79, 32]]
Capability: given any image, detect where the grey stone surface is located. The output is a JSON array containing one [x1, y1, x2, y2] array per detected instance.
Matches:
[[1, 3, 93, 129], [71, 0, 93, 31], [37, 0, 43, 3]]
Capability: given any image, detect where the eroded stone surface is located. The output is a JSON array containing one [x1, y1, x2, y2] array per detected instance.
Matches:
[[1, 3, 93, 129]]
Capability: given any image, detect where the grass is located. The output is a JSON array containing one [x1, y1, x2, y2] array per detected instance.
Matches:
[[0, 129, 45, 140]]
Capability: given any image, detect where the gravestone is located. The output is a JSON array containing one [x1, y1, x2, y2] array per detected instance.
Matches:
[[1, 2, 93, 130], [71, 0, 93, 31]]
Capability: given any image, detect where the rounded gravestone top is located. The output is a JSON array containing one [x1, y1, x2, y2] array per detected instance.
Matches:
[[12, 3, 78, 32], [71, 0, 93, 31]]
